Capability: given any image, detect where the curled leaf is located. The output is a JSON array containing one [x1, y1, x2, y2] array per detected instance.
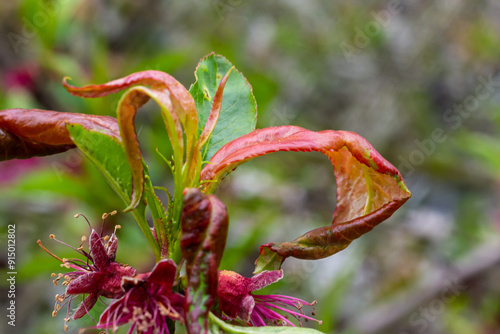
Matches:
[[200, 126, 411, 266], [0, 128, 72, 160], [63, 70, 198, 146], [63, 71, 197, 211], [0, 108, 119, 161], [181, 188, 229, 334], [116, 86, 183, 211]]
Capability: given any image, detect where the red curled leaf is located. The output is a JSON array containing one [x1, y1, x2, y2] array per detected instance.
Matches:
[[181, 188, 228, 334], [200, 126, 411, 267], [63, 70, 198, 147], [115, 86, 182, 211], [63, 71, 198, 211], [0, 108, 119, 161]]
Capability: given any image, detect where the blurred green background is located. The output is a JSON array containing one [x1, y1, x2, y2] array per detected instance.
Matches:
[[1, 1, 500, 333]]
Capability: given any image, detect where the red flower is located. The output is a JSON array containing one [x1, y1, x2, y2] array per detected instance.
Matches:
[[38, 213, 136, 328], [218, 270, 322, 327], [96, 259, 184, 334]]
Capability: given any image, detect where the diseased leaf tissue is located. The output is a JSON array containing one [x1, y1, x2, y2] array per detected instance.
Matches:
[[0, 53, 410, 333]]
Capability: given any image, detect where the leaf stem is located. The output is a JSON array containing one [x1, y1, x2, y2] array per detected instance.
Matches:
[[155, 148, 175, 176], [162, 108, 185, 264]]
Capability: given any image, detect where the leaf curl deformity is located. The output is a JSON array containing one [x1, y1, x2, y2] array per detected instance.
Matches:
[[199, 125, 411, 269]]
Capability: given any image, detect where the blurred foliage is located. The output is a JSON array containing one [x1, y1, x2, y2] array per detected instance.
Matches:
[[1, 0, 500, 333]]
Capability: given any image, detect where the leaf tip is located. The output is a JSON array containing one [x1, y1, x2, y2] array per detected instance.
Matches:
[[253, 243, 285, 274], [122, 201, 138, 213], [62, 76, 72, 86], [123, 179, 144, 213]]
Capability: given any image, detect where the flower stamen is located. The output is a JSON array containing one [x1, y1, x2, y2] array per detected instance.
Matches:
[[37, 239, 64, 263]]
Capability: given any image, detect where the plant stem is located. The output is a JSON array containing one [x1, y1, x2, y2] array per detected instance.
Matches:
[[131, 208, 160, 261], [144, 175, 170, 259]]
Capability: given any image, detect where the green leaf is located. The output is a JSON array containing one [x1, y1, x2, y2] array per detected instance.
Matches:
[[253, 244, 285, 274], [66, 123, 160, 260], [190, 53, 257, 162], [208, 313, 326, 334], [67, 124, 134, 206]]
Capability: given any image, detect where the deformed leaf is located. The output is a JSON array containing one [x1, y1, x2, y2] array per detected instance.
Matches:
[[0, 128, 72, 160], [115, 86, 182, 212], [63, 70, 197, 151], [0, 108, 119, 161], [63, 71, 198, 211], [190, 53, 257, 162], [63, 70, 199, 211], [63, 70, 198, 137], [200, 126, 411, 267], [181, 188, 229, 334]]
